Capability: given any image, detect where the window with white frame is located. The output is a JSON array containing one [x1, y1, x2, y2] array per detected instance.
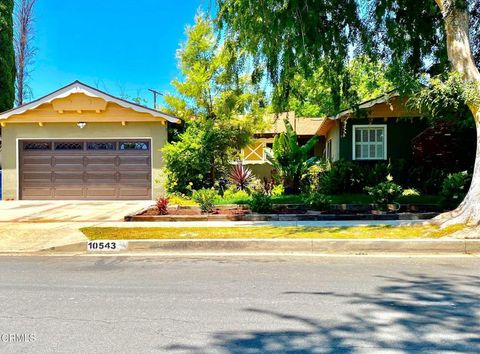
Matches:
[[324, 139, 333, 160], [353, 125, 387, 160]]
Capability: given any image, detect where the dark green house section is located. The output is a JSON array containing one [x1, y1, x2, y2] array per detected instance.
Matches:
[[339, 117, 429, 161]]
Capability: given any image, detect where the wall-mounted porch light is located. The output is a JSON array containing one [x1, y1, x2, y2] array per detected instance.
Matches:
[[77, 122, 87, 129]]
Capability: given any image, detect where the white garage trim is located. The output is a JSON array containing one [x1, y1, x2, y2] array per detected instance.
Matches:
[[1, 81, 180, 123]]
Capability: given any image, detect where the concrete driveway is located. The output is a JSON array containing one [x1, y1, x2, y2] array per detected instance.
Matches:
[[0, 200, 152, 222]]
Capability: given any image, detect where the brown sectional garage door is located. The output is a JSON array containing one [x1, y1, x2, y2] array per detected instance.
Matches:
[[19, 139, 152, 200]]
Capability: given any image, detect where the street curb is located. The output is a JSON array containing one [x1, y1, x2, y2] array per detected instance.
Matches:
[[39, 238, 480, 255]]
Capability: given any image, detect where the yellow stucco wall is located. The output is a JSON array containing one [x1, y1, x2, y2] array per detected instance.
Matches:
[[1, 122, 167, 200], [325, 121, 340, 161]]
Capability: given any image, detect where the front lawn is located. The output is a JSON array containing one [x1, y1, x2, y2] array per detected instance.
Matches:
[[81, 224, 464, 240]]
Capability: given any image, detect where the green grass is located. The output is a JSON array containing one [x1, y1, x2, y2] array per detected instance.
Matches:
[[81, 224, 465, 240], [169, 193, 442, 207], [215, 193, 442, 205]]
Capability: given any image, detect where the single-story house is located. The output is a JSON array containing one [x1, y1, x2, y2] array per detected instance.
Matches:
[[242, 91, 429, 178], [0, 81, 180, 200]]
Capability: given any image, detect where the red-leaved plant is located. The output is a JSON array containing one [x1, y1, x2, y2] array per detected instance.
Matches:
[[156, 197, 169, 215], [229, 164, 254, 190]]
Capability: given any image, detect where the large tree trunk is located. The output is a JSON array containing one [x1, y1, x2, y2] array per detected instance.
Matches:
[[433, 0, 480, 228]]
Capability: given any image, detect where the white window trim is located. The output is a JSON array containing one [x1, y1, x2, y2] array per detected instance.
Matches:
[[352, 124, 387, 161], [324, 138, 333, 161]]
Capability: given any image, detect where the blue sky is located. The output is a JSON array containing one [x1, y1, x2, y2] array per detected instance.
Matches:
[[30, 0, 212, 107]]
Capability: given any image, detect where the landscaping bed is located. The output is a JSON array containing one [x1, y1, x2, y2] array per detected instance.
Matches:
[[125, 203, 440, 222]]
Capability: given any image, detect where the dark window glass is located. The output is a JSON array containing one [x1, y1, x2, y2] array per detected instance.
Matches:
[[87, 142, 116, 150], [119, 142, 149, 151], [24, 142, 52, 150], [54, 142, 83, 150]]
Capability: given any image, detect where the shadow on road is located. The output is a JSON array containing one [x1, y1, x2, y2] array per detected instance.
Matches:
[[164, 273, 480, 353]]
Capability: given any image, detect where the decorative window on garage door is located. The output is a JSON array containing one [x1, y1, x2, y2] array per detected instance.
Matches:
[[54, 142, 84, 150], [87, 142, 116, 150], [23, 142, 52, 150], [119, 141, 149, 150]]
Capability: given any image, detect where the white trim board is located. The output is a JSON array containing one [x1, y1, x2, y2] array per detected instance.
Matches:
[[0, 81, 181, 124]]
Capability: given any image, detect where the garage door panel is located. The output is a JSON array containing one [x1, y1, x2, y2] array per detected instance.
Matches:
[[85, 187, 117, 198], [118, 186, 151, 198], [119, 172, 151, 184], [118, 156, 150, 170], [20, 139, 152, 200], [22, 187, 53, 199], [85, 172, 117, 183], [54, 172, 84, 184], [23, 172, 53, 183], [54, 187, 84, 198]]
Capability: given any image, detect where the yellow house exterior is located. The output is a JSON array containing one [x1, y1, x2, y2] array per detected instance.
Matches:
[[0, 81, 180, 200]]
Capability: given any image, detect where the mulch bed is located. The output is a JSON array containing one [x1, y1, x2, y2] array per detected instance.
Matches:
[[141, 206, 248, 217]]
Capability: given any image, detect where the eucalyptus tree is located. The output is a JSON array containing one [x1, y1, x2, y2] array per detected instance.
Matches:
[[0, 0, 15, 111], [217, 0, 480, 229]]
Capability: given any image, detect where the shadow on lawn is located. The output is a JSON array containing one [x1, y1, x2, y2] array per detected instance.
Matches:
[[163, 273, 480, 353]]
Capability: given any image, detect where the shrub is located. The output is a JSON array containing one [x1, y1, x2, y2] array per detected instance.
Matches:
[[406, 166, 447, 194], [271, 184, 285, 197], [192, 188, 218, 213], [223, 185, 250, 201], [301, 161, 330, 193], [248, 192, 273, 213], [365, 175, 403, 208], [440, 171, 472, 209], [167, 192, 197, 206], [304, 192, 331, 211], [319, 160, 361, 194], [156, 197, 169, 215], [228, 164, 254, 190]]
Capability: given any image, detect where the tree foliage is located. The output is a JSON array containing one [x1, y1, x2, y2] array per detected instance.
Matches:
[[287, 56, 394, 117], [408, 72, 480, 128], [217, 0, 479, 106], [162, 13, 266, 194], [0, 0, 16, 111], [217, 0, 367, 113]]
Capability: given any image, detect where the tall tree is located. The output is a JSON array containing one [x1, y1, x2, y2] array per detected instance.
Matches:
[[0, 0, 15, 111], [217, 0, 480, 229], [14, 0, 36, 106], [162, 13, 265, 193]]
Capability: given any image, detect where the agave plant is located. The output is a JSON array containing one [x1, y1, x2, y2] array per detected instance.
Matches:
[[266, 118, 319, 194], [229, 164, 254, 190]]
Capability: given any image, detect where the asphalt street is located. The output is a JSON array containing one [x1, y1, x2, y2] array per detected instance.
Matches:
[[0, 255, 479, 353]]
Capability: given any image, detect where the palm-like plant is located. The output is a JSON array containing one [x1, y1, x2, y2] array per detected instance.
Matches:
[[267, 119, 319, 194], [229, 163, 254, 190]]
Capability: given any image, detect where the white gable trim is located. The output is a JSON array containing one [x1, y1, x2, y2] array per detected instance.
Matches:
[[0, 81, 181, 123]]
